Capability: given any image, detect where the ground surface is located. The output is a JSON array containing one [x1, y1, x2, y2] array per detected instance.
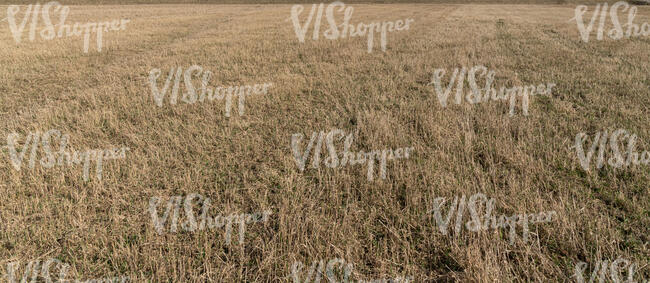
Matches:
[[0, 3, 648, 282]]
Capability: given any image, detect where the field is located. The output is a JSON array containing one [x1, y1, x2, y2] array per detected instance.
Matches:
[[0, 2, 649, 282]]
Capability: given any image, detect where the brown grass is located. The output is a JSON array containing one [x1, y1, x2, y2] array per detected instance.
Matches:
[[0, 3, 648, 282], [0, 0, 634, 5]]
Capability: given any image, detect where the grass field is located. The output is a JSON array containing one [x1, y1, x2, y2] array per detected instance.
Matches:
[[0, 2, 648, 282], [0, 1, 627, 4]]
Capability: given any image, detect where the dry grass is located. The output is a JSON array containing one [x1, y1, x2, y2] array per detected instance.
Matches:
[[0, 0, 633, 4], [0, 3, 649, 282]]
